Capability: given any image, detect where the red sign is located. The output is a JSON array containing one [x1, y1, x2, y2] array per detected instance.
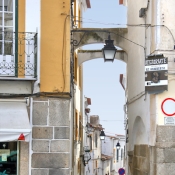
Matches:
[[161, 98, 175, 116], [118, 168, 125, 175]]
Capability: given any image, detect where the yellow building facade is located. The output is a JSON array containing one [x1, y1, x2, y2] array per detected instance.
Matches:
[[0, 0, 90, 174]]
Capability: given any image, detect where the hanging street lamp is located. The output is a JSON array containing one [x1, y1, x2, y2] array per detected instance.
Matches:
[[100, 130, 105, 140], [116, 141, 121, 150], [102, 34, 117, 62]]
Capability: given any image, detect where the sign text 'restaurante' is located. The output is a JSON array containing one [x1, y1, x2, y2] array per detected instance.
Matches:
[[145, 58, 167, 66]]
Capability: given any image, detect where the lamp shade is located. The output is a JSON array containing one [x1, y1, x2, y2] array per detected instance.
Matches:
[[102, 34, 117, 62], [100, 130, 105, 140]]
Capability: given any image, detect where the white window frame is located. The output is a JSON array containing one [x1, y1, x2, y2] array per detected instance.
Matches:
[[0, 0, 15, 55], [0, 0, 15, 76]]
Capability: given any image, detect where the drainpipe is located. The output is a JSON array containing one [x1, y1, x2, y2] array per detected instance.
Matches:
[[29, 97, 33, 175], [70, 1, 75, 174], [70, 98, 74, 175]]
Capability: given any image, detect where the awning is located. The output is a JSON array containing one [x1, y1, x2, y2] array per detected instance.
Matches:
[[0, 102, 31, 142]]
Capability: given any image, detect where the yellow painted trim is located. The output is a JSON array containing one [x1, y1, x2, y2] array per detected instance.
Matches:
[[79, 65, 82, 89], [74, 0, 76, 25], [75, 110, 79, 141], [18, 0, 25, 77], [74, 54, 78, 83], [78, 8, 81, 28], [79, 114, 82, 141]]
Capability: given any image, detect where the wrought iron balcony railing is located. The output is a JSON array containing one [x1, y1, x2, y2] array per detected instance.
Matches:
[[0, 31, 37, 78]]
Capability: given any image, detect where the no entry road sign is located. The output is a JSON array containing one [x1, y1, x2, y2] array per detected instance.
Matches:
[[118, 168, 125, 175]]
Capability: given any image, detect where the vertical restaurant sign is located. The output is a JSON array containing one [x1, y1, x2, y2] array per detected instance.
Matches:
[[145, 54, 168, 92]]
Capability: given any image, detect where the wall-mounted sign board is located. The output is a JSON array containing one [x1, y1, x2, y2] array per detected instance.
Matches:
[[145, 54, 168, 93], [164, 117, 175, 125]]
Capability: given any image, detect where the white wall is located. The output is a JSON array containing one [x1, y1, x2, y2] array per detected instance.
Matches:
[[26, 0, 40, 93], [102, 135, 125, 175]]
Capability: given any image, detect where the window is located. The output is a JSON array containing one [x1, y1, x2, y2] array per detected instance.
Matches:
[[73, 0, 76, 26], [95, 132, 97, 148], [77, 158, 80, 173], [121, 148, 123, 160], [75, 111, 79, 141], [79, 65, 82, 89], [88, 135, 92, 151], [124, 146, 125, 157], [79, 115, 82, 141], [0, 0, 14, 55], [0, 142, 18, 175], [113, 148, 116, 163], [0, 0, 37, 77], [74, 54, 78, 83], [78, 9, 81, 28], [116, 149, 119, 162], [0, 0, 15, 76]]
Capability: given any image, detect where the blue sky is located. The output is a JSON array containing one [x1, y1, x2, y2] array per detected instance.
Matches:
[[82, 0, 127, 135]]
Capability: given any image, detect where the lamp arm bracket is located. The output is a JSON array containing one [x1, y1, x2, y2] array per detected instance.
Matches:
[[71, 32, 87, 47]]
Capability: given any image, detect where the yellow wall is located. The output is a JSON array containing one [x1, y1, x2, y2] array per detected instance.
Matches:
[[40, 0, 70, 92], [18, 0, 25, 77], [18, 0, 25, 33]]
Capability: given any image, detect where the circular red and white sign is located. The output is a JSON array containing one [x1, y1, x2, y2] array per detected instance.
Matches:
[[161, 98, 175, 116]]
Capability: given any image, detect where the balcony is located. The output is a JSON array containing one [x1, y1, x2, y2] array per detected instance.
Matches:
[[0, 31, 37, 80]]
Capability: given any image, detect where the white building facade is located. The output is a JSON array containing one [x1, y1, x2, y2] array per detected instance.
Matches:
[[121, 0, 175, 174], [102, 135, 125, 175], [74, 0, 175, 174]]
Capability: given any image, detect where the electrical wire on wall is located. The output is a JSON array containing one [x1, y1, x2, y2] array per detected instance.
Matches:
[[61, 14, 70, 93], [72, 15, 175, 54]]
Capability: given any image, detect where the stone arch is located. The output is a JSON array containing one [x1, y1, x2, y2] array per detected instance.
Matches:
[[72, 28, 128, 65], [131, 116, 147, 149], [72, 28, 128, 51], [77, 49, 127, 66]]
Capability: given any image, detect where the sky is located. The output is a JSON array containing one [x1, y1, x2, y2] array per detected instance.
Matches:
[[82, 0, 127, 135]]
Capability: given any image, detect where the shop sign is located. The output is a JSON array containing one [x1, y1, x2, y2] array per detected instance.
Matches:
[[145, 54, 168, 93], [0, 149, 10, 156]]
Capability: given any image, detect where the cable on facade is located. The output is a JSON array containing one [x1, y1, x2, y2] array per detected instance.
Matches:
[[61, 14, 70, 93], [126, 91, 146, 106], [73, 15, 175, 47], [100, 120, 124, 122], [72, 29, 145, 50], [150, 49, 175, 55]]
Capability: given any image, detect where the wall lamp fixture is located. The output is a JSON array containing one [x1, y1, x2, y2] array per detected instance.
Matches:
[[102, 34, 117, 62], [86, 123, 95, 133], [100, 130, 105, 140], [116, 141, 121, 150], [81, 148, 91, 166]]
